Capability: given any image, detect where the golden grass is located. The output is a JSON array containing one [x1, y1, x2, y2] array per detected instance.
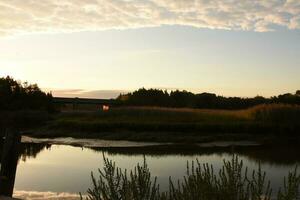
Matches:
[[30, 103, 300, 142]]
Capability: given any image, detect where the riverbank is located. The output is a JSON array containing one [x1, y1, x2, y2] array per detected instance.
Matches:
[[25, 104, 300, 143], [0, 196, 20, 200], [21, 136, 261, 148]]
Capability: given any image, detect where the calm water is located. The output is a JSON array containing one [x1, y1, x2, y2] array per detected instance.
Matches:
[[10, 143, 300, 199]]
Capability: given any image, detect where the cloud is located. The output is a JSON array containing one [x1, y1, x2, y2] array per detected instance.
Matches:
[[14, 190, 83, 200], [47, 88, 129, 99], [1, 0, 300, 36]]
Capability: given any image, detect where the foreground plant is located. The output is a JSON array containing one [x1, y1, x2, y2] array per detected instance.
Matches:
[[81, 156, 161, 200], [82, 156, 300, 200]]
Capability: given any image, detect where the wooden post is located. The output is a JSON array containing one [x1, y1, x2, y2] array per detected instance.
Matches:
[[73, 97, 79, 111], [0, 127, 6, 137], [0, 128, 21, 197]]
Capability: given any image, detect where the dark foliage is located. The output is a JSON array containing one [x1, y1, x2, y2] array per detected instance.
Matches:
[[82, 156, 300, 200], [118, 88, 170, 107], [0, 76, 55, 131], [0, 76, 54, 112], [117, 88, 300, 110]]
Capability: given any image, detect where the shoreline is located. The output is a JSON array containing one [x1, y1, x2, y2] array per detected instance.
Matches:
[[22, 135, 261, 148]]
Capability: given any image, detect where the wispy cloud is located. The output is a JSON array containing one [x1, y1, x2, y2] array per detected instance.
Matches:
[[1, 0, 300, 36], [46, 88, 129, 99], [14, 190, 83, 200]]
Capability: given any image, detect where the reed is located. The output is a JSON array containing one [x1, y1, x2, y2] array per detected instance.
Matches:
[[82, 156, 300, 200], [28, 104, 300, 143]]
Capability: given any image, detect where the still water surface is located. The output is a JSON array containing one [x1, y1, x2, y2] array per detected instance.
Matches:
[[13, 143, 300, 199]]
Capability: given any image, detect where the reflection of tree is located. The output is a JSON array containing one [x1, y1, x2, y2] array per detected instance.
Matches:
[[0, 141, 51, 163], [19, 143, 51, 162], [2, 141, 300, 166], [90, 144, 300, 166], [233, 145, 300, 166]]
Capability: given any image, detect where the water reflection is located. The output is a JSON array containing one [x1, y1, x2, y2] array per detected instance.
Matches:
[[90, 144, 300, 166], [19, 143, 51, 162], [1, 142, 299, 199], [0, 139, 49, 163], [4, 142, 300, 167]]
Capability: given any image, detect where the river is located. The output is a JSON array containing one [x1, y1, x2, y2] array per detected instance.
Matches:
[[4, 139, 300, 200]]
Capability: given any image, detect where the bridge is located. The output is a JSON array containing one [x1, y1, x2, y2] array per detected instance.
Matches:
[[53, 97, 121, 111], [54, 97, 119, 105]]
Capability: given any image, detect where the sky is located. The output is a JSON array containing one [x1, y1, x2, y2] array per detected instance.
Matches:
[[0, 0, 300, 98]]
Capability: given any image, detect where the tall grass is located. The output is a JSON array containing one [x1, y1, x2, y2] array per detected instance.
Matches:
[[51, 104, 300, 126], [82, 156, 300, 200], [30, 104, 300, 142], [249, 104, 300, 124], [58, 106, 246, 123]]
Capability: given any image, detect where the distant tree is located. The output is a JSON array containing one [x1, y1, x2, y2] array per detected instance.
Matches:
[[170, 90, 195, 107], [118, 88, 170, 107], [271, 93, 300, 105], [0, 76, 54, 112], [195, 93, 218, 108], [117, 88, 300, 110]]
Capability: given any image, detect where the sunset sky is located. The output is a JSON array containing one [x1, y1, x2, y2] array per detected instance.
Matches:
[[1, 0, 300, 98]]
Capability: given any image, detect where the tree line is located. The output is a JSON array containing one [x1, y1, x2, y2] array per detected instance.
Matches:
[[117, 88, 300, 109], [0, 76, 54, 112], [1, 76, 299, 111]]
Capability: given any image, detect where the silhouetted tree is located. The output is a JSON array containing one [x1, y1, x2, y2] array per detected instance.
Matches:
[[0, 76, 54, 112], [195, 93, 218, 109], [170, 90, 195, 107], [118, 88, 170, 107], [118, 88, 300, 110]]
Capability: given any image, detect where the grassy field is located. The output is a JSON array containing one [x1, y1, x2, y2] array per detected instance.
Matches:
[[27, 104, 300, 143]]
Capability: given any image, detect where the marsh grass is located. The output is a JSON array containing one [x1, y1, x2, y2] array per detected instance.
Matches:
[[249, 104, 300, 124], [30, 104, 300, 142], [58, 106, 246, 123], [82, 156, 300, 200]]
